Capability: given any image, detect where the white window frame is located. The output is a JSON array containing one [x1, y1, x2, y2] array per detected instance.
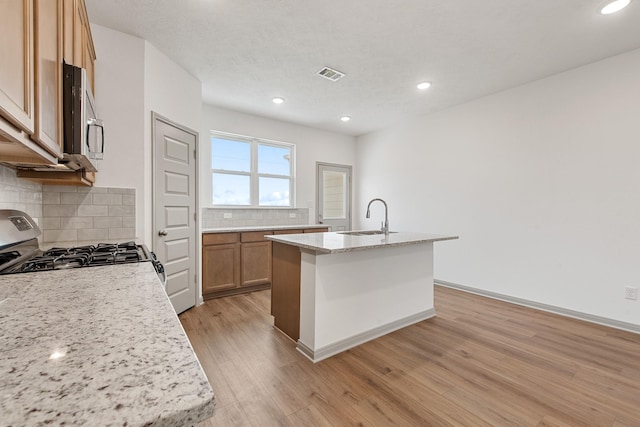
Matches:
[[210, 131, 296, 207]]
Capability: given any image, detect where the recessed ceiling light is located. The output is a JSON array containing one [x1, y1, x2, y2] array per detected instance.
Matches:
[[272, 97, 284, 104], [600, 0, 631, 14], [417, 82, 432, 90], [340, 116, 351, 122]]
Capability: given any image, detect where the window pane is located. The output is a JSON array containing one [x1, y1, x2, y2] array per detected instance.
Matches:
[[259, 177, 290, 206], [212, 138, 250, 172], [322, 171, 346, 219], [258, 144, 291, 176], [213, 173, 250, 205]]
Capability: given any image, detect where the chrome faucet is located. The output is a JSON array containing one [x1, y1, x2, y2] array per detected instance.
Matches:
[[366, 198, 389, 235]]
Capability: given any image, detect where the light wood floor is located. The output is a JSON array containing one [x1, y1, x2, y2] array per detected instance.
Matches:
[[179, 286, 640, 426]]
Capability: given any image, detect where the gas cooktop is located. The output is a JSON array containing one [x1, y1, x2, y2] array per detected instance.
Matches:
[[0, 210, 164, 283], [18, 241, 151, 272]]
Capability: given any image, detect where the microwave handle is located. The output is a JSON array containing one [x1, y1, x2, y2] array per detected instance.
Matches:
[[87, 118, 104, 158]]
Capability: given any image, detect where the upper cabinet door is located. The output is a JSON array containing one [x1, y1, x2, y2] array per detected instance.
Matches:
[[62, 0, 95, 93], [33, 0, 64, 158], [63, 0, 75, 64], [0, 0, 35, 134]]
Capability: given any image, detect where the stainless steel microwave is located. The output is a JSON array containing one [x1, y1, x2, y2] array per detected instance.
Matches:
[[62, 62, 104, 172]]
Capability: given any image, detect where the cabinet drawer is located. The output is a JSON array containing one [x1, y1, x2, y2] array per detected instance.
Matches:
[[241, 230, 273, 242], [203, 232, 239, 245], [274, 229, 303, 235], [304, 228, 329, 233]]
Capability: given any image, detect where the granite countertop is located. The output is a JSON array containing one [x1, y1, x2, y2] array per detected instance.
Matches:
[[0, 263, 215, 426], [266, 231, 458, 254], [202, 224, 329, 233]]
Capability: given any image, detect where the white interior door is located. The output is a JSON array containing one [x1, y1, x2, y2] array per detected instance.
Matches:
[[153, 113, 198, 314], [316, 162, 351, 231]]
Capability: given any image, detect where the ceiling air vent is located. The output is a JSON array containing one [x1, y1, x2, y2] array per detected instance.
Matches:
[[316, 66, 345, 82]]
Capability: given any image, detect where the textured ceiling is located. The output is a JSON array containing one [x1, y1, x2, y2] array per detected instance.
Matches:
[[85, 0, 640, 136]]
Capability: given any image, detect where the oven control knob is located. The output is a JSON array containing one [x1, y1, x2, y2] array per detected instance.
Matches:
[[158, 229, 168, 237]]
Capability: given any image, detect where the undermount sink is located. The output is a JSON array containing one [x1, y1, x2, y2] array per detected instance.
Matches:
[[338, 230, 397, 236]]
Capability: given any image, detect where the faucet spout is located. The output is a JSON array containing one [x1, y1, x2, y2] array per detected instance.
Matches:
[[366, 198, 389, 235]]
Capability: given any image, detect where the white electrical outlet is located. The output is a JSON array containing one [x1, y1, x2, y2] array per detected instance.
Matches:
[[289, 213, 296, 218], [625, 286, 638, 300], [223, 213, 232, 219]]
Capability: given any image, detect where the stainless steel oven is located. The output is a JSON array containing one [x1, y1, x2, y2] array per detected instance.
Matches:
[[0, 210, 165, 287]]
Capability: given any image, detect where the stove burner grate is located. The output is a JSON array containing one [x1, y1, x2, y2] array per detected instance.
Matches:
[[90, 251, 141, 265], [21, 256, 56, 272], [15, 242, 146, 272], [95, 241, 137, 252]]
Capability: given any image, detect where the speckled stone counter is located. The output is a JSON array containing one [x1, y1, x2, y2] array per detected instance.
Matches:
[[266, 231, 458, 254], [202, 224, 328, 233], [0, 263, 215, 426]]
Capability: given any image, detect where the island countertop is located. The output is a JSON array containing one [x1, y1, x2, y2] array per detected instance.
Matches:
[[266, 231, 458, 254], [0, 263, 215, 426]]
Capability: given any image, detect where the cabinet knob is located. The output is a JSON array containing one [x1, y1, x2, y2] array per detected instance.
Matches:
[[158, 229, 168, 237]]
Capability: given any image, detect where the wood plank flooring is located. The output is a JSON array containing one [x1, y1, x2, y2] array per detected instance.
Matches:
[[179, 286, 640, 426]]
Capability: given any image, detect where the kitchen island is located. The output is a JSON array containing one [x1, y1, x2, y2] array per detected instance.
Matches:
[[267, 231, 458, 363], [0, 262, 215, 426]]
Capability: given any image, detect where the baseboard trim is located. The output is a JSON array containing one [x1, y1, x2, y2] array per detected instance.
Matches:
[[435, 279, 640, 335], [203, 283, 271, 300], [296, 308, 437, 363]]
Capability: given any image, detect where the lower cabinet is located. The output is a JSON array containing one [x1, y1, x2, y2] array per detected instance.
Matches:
[[241, 242, 272, 287], [202, 227, 327, 300], [202, 233, 240, 297]]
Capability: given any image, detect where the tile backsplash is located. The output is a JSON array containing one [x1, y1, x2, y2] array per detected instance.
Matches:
[[202, 208, 310, 229], [0, 165, 137, 245], [41, 186, 135, 243], [0, 165, 43, 223]]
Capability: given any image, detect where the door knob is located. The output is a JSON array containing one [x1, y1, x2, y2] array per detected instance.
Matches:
[[158, 229, 168, 237]]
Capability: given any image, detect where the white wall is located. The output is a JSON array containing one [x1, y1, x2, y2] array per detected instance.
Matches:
[[91, 25, 202, 245], [143, 42, 202, 243], [201, 105, 356, 224], [356, 48, 640, 326], [91, 24, 145, 240]]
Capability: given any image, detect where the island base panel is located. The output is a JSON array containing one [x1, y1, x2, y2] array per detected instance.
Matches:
[[298, 243, 435, 362], [271, 241, 303, 340]]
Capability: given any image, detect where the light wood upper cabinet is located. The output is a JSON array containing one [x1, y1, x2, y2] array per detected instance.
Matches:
[[0, 0, 57, 165], [0, 0, 96, 170], [63, 0, 95, 93], [63, 0, 74, 65], [33, 0, 63, 158], [81, 9, 96, 93], [0, 0, 34, 135]]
